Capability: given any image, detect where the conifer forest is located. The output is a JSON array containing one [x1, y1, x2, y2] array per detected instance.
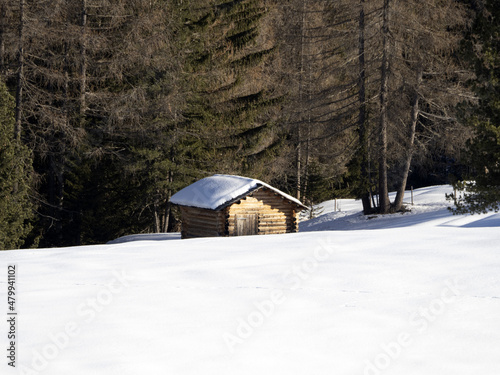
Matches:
[[0, 0, 499, 248]]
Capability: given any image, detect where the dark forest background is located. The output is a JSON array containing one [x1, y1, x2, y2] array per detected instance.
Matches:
[[1, 0, 499, 249]]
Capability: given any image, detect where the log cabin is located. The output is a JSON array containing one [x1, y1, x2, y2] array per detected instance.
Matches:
[[170, 174, 307, 239]]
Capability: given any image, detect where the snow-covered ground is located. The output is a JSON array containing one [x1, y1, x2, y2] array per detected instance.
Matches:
[[301, 185, 500, 230], [1, 185, 500, 375]]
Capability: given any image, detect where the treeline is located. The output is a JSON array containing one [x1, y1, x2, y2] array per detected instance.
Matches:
[[0, 0, 497, 248]]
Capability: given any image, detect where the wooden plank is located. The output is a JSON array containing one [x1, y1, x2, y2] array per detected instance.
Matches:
[[258, 218, 288, 223], [226, 226, 292, 233], [183, 212, 219, 220], [259, 229, 288, 233], [185, 228, 220, 237], [235, 214, 258, 236], [259, 220, 294, 226], [184, 215, 219, 223], [258, 223, 288, 228], [183, 221, 219, 230], [184, 217, 219, 228], [258, 217, 291, 221], [182, 219, 218, 227], [229, 206, 265, 211], [230, 209, 290, 215], [182, 219, 219, 230], [181, 207, 218, 217], [259, 221, 288, 226], [183, 232, 219, 239], [259, 229, 287, 234], [259, 213, 285, 216], [258, 223, 289, 228]]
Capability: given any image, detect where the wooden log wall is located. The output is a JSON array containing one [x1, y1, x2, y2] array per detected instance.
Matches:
[[179, 206, 226, 239], [178, 187, 302, 238], [226, 188, 300, 236]]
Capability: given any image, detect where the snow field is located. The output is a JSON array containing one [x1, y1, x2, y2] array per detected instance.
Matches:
[[1, 185, 499, 375]]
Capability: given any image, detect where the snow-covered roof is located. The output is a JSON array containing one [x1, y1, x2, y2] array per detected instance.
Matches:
[[170, 174, 306, 210]]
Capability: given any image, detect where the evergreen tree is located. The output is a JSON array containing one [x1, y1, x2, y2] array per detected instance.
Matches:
[[450, 0, 500, 213], [270, 0, 360, 202], [0, 78, 33, 249], [69, 0, 190, 241], [182, 0, 283, 179]]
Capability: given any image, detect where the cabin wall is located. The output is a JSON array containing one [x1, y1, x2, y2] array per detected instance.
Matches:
[[179, 206, 226, 239], [179, 188, 301, 239], [226, 188, 299, 235]]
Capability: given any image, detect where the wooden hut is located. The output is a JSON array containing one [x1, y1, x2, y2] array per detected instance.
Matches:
[[170, 174, 307, 239]]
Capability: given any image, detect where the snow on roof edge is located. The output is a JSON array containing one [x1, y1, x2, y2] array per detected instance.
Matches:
[[170, 174, 306, 210], [254, 179, 307, 210]]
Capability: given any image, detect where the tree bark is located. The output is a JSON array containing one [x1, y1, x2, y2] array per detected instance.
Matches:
[[358, 0, 372, 214], [14, 0, 24, 141], [163, 200, 171, 233], [296, 0, 308, 201], [303, 116, 311, 199], [296, 129, 302, 200], [0, 0, 6, 73], [80, 0, 87, 124], [163, 169, 173, 232], [378, 0, 390, 214], [393, 67, 423, 211]]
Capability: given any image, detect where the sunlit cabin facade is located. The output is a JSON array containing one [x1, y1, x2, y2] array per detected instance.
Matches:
[[170, 175, 307, 239]]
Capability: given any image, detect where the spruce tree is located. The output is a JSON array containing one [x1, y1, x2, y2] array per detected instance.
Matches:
[[450, 0, 500, 214], [70, 0, 190, 241], [0, 78, 33, 249], [182, 0, 283, 178]]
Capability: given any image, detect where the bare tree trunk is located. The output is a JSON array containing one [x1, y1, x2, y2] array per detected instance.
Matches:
[[163, 201, 171, 233], [14, 0, 24, 141], [155, 194, 171, 233], [358, 0, 372, 214], [55, 161, 66, 243], [80, 0, 87, 124], [378, 0, 390, 214], [303, 117, 311, 199], [393, 67, 423, 211], [163, 170, 173, 232], [296, 0, 308, 201], [296, 127, 302, 200], [303, 51, 312, 200], [0, 0, 6, 73], [154, 201, 161, 233]]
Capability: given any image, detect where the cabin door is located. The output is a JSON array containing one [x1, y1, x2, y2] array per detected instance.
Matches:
[[235, 214, 258, 236]]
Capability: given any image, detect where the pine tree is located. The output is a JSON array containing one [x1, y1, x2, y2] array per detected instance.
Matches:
[[182, 0, 283, 178], [69, 0, 190, 241], [450, 0, 500, 213], [0, 78, 33, 249], [272, 0, 361, 202]]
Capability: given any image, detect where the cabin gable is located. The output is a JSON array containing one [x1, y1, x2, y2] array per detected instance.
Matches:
[[226, 188, 298, 236]]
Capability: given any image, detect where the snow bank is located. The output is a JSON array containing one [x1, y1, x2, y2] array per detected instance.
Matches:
[[106, 233, 180, 244]]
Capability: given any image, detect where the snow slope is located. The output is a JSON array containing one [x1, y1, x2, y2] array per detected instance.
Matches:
[[1, 185, 500, 375], [301, 185, 500, 231]]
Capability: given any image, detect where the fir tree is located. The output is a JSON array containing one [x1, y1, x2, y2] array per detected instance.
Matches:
[[182, 0, 283, 178], [0, 78, 33, 249], [450, 0, 500, 214]]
